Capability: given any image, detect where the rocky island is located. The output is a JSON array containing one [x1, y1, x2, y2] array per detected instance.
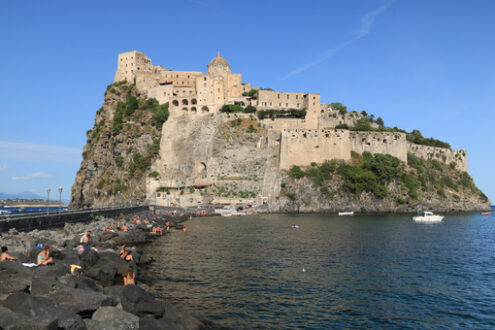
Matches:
[[70, 51, 490, 212]]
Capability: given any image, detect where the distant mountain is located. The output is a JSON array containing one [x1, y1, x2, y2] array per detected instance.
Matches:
[[0, 191, 45, 200]]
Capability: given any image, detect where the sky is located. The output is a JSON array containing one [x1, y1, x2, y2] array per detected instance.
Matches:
[[0, 0, 494, 202]]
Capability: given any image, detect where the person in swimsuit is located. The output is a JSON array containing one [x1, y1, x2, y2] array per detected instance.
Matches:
[[123, 224, 129, 232], [37, 246, 54, 265], [119, 245, 134, 261], [1, 246, 17, 261], [123, 269, 135, 285]]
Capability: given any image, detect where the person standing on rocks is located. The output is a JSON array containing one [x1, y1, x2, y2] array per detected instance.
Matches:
[[1, 246, 18, 261], [37, 245, 54, 265], [123, 269, 135, 285]]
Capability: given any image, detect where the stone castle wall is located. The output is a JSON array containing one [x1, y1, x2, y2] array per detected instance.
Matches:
[[407, 143, 468, 172], [280, 129, 351, 169], [349, 131, 407, 163]]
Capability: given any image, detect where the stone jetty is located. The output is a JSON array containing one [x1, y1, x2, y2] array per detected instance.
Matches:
[[0, 212, 205, 329]]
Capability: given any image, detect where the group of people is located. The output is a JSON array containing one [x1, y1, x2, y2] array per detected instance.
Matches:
[[1, 245, 53, 265]]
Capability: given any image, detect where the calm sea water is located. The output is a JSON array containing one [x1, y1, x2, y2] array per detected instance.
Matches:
[[142, 212, 495, 329]]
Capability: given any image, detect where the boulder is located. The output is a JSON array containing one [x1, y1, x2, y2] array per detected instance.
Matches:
[[0, 306, 58, 330], [49, 286, 114, 315], [4, 293, 84, 330], [34, 263, 70, 278], [0, 261, 33, 294], [58, 274, 100, 292], [81, 249, 100, 268], [85, 260, 118, 286], [121, 284, 165, 318], [30, 275, 62, 295], [162, 303, 204, 330], [139, 317, 180, 330], [92, 306, 139, 328]]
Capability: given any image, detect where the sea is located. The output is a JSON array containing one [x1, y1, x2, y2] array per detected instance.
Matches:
[[142, 210, 495, 329], [0, 206, 68, 215]]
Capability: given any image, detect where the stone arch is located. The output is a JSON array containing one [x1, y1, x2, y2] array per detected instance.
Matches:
[[201, 106, 209, 112], [172, 100, 179, 106], [182, 107, 188, 112], [191, 98, 197, 105], [191, 107, 197, 112], [182, 99, 189, 105], [195, 161, 207, 178]]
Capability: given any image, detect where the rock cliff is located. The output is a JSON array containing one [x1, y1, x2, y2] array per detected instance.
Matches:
[[70, 82, 490, 212]]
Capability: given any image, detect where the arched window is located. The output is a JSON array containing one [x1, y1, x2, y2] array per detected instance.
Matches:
[[201, 106, 209, 112], [182, 99, 189, 105], [191, 98, 197, 105], [191, 107, 197, 112], [172, 100, 179, 106], [182, 107, 188, 112]]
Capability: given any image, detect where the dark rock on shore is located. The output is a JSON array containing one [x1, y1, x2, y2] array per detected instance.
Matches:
[[0, 214, 206, 329]]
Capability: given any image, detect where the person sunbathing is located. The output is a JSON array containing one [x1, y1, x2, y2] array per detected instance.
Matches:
[[123, 269, 135, 285], [123, 224, 129, 231], [150, 226, 163, 235], [119, 245, 134, 261], [1, 246, 18, 261], [37, 246, 54, 265]]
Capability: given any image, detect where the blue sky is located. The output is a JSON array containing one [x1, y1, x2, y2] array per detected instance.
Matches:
[[0, 0, 494, 202]]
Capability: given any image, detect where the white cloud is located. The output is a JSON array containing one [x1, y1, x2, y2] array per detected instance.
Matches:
[[11, 172, 54, 181], [0, 165, 7, 173], [0, 141, 81, 164], [281, 0, 394, 80]]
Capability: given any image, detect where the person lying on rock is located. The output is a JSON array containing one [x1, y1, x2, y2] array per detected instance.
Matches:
[[120, 245, 134, 261], [37, 245, 54, 265], [1, 246, 18, 261], [123, 224, 129, 231], [150, 226, 163, 235], [123, 269, 135, 285]]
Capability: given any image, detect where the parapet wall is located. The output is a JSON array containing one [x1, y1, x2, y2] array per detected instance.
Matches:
[[407, 143, 468, 172], [349, 131, 407, 163], [280, 129, 350, 169]]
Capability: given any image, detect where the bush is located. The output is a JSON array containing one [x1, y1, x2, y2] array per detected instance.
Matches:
[[257, 108, 306, 120], [284, 192, 296, 201], [246, 124, 257, 133], [152, 102, 169, 126], [335, 123, 349, 129], [221, 104, 244, 113], [351, 118, 373, 131], [289, 166, 305, 179], [330, 102, 347, 115], [244, 105, 256, 113], [401, 173, 420, 200], [406, 129, 450, 148], [149, 171, 159, 178], [112, 110, 123, 132], [242, 89, 258, 97], [115, 156, 124, 167]]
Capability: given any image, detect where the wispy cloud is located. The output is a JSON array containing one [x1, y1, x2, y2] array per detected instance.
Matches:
[[0, 165, 7, 173], [11, 172, 54, 181], [0, 141, 81, 164], [281, 0, 394, 80]]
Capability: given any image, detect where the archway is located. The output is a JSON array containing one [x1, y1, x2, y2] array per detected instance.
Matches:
[[191, 98, 197, 105], [172, 100, 179, 106], [182, 99, 189, 105], [201, 106, 209, 112], [182, 107, 188, 112]]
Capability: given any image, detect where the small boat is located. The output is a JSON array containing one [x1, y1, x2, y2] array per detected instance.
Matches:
[[481, 212, 491, 215], [338, 211, 354, 216], [413, 211, 444, 222]]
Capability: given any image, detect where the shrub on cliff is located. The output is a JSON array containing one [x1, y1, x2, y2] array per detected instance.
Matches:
[[242, 89, 258, 97], [330, 102, 347, 115], [289, 166, 305, 179], [221, 104, 244, 113]]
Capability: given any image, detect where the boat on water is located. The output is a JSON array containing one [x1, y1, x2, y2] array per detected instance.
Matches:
[[413, 211, 444, 222], [0, 209, 12, 216], [481, 212, 491, 215], [338, 211, 354, 216]]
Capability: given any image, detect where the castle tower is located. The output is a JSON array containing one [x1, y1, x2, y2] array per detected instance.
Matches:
[[207, 52, 231, 76]]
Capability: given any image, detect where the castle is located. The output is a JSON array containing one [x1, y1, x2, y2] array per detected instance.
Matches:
[[113, 51, 468, 207]]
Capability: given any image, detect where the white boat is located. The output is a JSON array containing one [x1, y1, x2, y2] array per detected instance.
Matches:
[[413, 211, 444, 222], [338, 211, 354, 216]]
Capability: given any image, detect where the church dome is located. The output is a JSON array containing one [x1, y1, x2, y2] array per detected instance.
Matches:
[[207, 52, 231, 73]]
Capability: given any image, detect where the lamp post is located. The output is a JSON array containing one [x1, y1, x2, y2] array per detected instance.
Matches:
[[58, 186, 63, 214], [46, 188, 51, 215]]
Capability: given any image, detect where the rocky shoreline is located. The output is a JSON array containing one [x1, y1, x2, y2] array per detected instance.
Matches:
[[0, 211, 207, 330]]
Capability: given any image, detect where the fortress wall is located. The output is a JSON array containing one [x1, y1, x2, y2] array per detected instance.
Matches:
[[280, 129, 351, 169], [407, 143, 468, 172], [135, 71, 160, 92], [257, 90, 307, 110], [261, 118, 308, 131], [349, 131, 407, 162], [160, 70, 202, 87], [147, 84, 174, 104]]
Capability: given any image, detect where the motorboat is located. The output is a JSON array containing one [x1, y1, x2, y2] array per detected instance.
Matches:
[[413, 211, 444, 222], [338, 211, 354, 216]]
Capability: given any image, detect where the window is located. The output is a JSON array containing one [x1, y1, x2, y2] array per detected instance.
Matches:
[[277, 94, 280, 99], [270, 102, 272, 106], [296, 95, 298, 100], [203, 83, 207, 87], [279, 103, 281, 107], [287, 95, 289, 99], [218, 88, 220, 92], [297, 103, 300, 108], [204, 77, 207, 81]]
